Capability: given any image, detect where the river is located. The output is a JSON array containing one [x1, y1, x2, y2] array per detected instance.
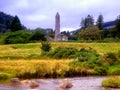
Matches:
[[0, 76, 119, 90]]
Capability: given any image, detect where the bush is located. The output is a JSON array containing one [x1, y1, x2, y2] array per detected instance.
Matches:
[[102, 77, 120, 88], [117, 50, 120, 58], [79, 26, 101, 40], [94, 66, 108, 75], [0, 73, 11, 80], [4, 30, 32, 44], [76, 48, 99, 62], [48, 47, 77, 59], [74, 48, 101, 68], [41, 42, 51, 53], [109, 70, 120, 75], [48, 47, 101, 68], [101, 52, 118, 65]]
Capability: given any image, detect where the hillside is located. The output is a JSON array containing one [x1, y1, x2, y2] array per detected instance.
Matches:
[[0, 12, 14, 33]]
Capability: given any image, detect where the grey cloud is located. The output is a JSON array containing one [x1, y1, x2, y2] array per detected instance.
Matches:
[[0, 0, 120, 31]]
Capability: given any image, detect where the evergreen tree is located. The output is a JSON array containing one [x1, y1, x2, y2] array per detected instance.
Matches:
[[0, 12, 14, 32], [85, 15, 94, 27], [10, 16, 22, 32], [116, 15, 120, 38], [81, 15, 94, 28], [96, 14, 104, 30], [116, 15, 120, 31], [80, 18, 85, 28]]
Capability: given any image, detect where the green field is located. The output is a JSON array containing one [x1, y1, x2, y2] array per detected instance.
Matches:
[[0, 42, 120, 59], [0, 42, 120, 80]]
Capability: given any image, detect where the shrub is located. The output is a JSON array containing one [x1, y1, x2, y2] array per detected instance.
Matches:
[[0, 73, 11, 80], [102, 77, 120, 88], [48, 47, 101, 68], [30, 30, 46, 41], [117, 50, 120, 58], [41, 42, 51, 52], [48, 47, 77, 59], [94, 66, 108, 75], [74, 48, 101, 68], [101, 52, 118, 65], [109, 70, 120, 75], [76, 48, 99, 62], [4, 30, 32, 44]]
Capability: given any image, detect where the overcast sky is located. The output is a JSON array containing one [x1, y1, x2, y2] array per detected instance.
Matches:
[[1, 0, 120, 31]]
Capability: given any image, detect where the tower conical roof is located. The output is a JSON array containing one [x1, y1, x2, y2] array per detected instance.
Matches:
[[56, 12, 60, 17]]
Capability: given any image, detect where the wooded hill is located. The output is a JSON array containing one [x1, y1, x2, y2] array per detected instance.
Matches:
[[0, 12, 14, 33]]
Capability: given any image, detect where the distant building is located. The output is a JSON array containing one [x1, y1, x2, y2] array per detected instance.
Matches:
[[54, 12, 68, 41], [103, 21, 116, 30]]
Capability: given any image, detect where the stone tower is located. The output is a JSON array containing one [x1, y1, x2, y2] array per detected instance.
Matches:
[[55, 12, 60, 41]]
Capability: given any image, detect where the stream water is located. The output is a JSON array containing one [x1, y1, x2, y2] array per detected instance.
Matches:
[[0, 76, 119, 90]]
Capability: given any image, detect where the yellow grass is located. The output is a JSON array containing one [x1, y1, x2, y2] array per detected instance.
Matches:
[[0, 59, 72, 80]]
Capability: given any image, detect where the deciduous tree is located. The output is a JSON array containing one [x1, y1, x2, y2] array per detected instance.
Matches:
[[79, 26, 101, 40]]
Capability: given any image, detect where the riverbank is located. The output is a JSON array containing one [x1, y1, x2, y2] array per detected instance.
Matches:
[[0, 59, 120, 81]]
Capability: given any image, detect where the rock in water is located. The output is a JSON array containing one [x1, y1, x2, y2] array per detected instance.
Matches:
[[59, 79, 73, 89], [30, 80, 39, 89], [20, 80, 30, 84], [10, 78, 20, 84]]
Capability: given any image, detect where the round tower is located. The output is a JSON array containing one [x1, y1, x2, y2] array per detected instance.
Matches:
[[55, 12, 60, 41]]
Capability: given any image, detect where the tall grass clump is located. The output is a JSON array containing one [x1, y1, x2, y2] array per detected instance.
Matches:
[[117, 50, 120, 58], [0, 73, 12, 80], [13, 60, 70, 79], [101, 52, 118, 65], [102, 77, 120, 88]]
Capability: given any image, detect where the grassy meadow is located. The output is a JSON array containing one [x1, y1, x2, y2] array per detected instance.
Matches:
[[0, 42, 120, 80], [0, 42, 120, 59]]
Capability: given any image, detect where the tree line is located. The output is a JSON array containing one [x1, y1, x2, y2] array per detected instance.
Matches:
[[70, 14, 120, 41], [0, 11, 120, 43], [0, 12, 54, 44]]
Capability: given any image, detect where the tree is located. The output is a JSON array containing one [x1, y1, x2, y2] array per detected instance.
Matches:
[[80, 15, 94, 28], [80, 18, 85, 29], [10, 16, 22, 32], [85, 15, 94, 28], [30, 30, 46, 41], [79, 26, 101, 40], [115, 15, 120, 38], [96, 14, 104, 30], [0, 12, 14, 33]]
